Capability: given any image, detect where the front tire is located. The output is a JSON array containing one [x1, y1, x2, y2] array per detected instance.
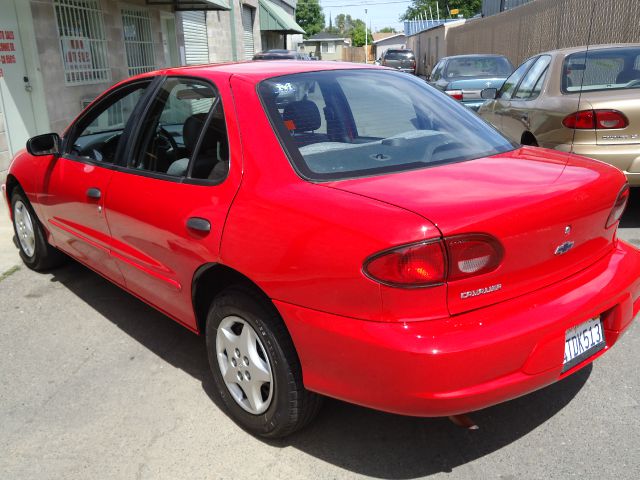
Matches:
[[205, 285, 322, 438], [11, 189, 65, 271]]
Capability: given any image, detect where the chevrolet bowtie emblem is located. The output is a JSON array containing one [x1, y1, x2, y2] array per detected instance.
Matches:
[[555, 241, 575, 255]]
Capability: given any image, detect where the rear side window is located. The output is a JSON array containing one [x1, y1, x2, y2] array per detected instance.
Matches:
[[130, 77, 229, 182], [259, 70, 514, 181], [563, 47, 640, 93]]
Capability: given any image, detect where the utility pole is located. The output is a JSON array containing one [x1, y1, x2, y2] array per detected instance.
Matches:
[[364, 8, 368, 64]]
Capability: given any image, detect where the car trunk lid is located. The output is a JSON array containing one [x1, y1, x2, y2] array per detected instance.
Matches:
[[446, 77, 506, 101], [325, 147, 623, 314]]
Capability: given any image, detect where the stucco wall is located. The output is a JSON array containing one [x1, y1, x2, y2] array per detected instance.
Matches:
[[0, 101, 8, 171], [207, 0, 261, 61], [30, 0, 169, 134]]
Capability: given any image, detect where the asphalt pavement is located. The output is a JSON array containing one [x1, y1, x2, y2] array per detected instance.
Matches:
[[0, 190, 639, 480]]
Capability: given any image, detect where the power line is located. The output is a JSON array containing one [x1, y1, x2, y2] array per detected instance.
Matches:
[[320, 0, 412, 7]]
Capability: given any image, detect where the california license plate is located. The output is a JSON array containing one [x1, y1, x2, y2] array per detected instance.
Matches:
[[562, 317, 605, 373]]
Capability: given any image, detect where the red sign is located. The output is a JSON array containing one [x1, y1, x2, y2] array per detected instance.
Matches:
[[0, 30, 16, 66]]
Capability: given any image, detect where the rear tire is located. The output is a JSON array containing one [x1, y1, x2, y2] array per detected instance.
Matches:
[[11, 189, 65, 271], [205, 285, 322, 438]]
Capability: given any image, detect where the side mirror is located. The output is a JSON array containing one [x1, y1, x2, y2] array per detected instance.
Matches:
[[26, 133, 60, 156], [481, 87, 498, 100]]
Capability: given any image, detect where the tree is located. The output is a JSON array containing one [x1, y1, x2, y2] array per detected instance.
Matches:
[[350, 19, 373, 47], [296, 0, 325, 38], [378, 27, 398, 33], [400, 1, 482, 21]]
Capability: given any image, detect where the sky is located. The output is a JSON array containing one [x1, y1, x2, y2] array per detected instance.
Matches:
[[317, 0, 414, 33]]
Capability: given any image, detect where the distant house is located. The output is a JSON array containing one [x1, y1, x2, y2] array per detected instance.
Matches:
[[372, 33, 406, 61], [302, 32, 350, 61]]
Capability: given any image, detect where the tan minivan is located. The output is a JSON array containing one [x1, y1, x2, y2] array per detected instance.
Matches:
[[478, 44, 640, 186]]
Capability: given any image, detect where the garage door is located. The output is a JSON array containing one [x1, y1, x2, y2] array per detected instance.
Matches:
[[182, 11, 209, 65], [241, 5, 255, 60]]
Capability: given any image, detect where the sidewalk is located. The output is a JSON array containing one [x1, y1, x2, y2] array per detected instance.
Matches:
[[0, 175, 20, 276]]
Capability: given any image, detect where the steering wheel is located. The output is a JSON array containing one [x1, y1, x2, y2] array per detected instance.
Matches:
[[421, 134, 467, 163], [94, 133, 121, 163], [157, 126, 179, 152]]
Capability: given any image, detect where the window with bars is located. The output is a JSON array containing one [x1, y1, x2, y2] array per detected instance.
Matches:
[[54, 0, 110, 85], [121, 8, 155, 76]]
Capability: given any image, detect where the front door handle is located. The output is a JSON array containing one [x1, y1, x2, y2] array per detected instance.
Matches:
[[86, 188, 101, 199], [186, 217, 211, 233]]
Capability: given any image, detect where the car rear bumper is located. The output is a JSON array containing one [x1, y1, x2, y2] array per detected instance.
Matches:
[[555, 143, 640, 186], [461, 100, 485, 111], [277, 240, 640, 417]]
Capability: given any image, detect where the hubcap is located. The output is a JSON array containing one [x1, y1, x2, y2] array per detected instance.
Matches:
[[13, 200, 36, 258], [215, 316, 274, 415]]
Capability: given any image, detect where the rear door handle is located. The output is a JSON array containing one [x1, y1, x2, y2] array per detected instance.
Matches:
[[86, 188, 101, 199], [186, 217, 211, 233]]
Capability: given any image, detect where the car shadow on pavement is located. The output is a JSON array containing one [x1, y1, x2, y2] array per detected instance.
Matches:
[[50, 262, 591, 479], [619, 187, 640, 228]]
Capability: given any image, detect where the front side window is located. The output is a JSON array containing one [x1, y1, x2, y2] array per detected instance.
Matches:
[[130, 77, 229, 182], [259, 70, 514, 181], [54, 0, 110, 85], [499, 56, 537, 101], [563, 47, 640, 93], [513, 55, 551, 100], [66, 81, 150, 163]]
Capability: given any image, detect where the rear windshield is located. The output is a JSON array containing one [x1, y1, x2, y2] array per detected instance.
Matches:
[[444, 57, 513, 78], [385, 51, 414, 60], [258, 70, 514, 181], [563, 47, 640, 93]]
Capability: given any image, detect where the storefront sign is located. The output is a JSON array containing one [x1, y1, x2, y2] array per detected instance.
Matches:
[[61, 37, 92, 70], [0, 29, 17, 67]]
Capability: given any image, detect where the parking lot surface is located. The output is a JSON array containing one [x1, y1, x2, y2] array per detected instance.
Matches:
[[1, 191, 639, 480]]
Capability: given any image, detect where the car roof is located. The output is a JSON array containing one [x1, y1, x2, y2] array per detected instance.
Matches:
[[540, 43, 640, 56], [441, 54, 510, 60], [134, 61, 382, 84]]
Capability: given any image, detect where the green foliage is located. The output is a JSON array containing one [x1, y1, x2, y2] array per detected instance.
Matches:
[[400, 0, 482, 21], [378, 27, 398, 33], [296, 0, 325, 38], [327, 14, 372, 47]]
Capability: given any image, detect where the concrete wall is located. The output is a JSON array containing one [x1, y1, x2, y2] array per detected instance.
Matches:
[[0, 101, 8, 171], [406, 21, 465, 77], [207, 0, 261, 61], [448, 0, 640, 67], [30, 0, 169, 134]]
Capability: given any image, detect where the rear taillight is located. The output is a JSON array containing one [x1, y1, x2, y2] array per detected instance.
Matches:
[[446, 90, 463, 101], [363, 234, 503, 287], [562, 110, 628, 130], [363, 240, 446, 287], [606, 184, 630, 228]]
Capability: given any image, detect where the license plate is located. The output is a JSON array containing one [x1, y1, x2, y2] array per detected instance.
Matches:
[[562, 317, 605, 373]]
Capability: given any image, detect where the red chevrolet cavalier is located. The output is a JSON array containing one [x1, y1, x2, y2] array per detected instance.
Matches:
[[3, 62, 640, 438]]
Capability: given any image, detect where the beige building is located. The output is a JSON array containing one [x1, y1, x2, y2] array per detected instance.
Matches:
[[405, 19, 466, 77], [0, 0, 301, 173], [302, 32, 349, 61]]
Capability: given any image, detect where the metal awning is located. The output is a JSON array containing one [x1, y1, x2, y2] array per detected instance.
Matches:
[[259, 0, 305, 34], [146, 0, 230, 11]]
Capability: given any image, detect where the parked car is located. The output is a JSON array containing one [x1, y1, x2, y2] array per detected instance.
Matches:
[[253, 49, 310, 61], [3, 62, 639, 439], [478, 44, 640, 186], [428, 54, 514, 110], [381, 49, 416, 74]]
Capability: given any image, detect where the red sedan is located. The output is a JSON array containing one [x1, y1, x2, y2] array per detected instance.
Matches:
[[3, 62, 639, 438]]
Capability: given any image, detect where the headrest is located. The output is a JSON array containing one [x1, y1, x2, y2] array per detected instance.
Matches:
[[183, 112, 226, 153], [282, 99, 321, 133]]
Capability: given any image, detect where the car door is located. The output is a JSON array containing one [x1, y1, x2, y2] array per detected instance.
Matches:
[[501, 55, 551, 143], [485, 56, 538, 135], [39, 79, 154, 284], [104, 75, 242, 331]]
